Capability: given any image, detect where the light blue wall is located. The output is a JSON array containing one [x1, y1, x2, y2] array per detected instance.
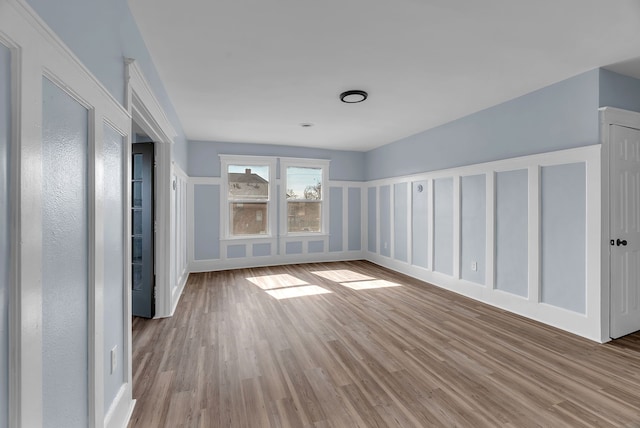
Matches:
[[365, 70, 600, 180], [599, 69, 640, 113], [433, 178, 453, 275], [379, 185, 391, 257], [329, 187, 343, 252], [0, 43, 10, 428], [27, 0, 189, 169], [308, 241, 324, 253], [411, 180, 429, 269], [227, 244, 246, 258], [495, 170, 528, 297], [42, 79, 88, 428], [393, 183, 408, 262], [188, 141, 365, 181], [541, 163, 586, 313], [367, 187, 377, 253], [253, 243, 271, 257], [285, 241, 303, 255], [347, 188, 361, 251], [102, 125, 125, 414], [194, 185, 220, 260], [461, 174, 486, 285]]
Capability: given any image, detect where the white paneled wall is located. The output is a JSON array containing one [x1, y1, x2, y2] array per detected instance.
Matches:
[[0, 1, 135, 425], [365, 146, 602, 341], [171, 164, 189, 313], [102, 124, 126, 420], [189, 180, 364, 272]]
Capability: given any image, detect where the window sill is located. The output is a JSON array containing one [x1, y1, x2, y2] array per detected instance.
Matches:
[[221, 235, 275, 242], [282, 232, 329, 239]]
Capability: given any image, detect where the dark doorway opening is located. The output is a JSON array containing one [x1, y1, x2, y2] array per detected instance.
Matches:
[[132, 139, 155, 318]]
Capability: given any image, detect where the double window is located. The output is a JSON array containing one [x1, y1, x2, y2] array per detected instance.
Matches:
[[221, 155, 329, 239]]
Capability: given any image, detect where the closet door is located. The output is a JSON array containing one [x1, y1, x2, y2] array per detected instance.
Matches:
[[610, 124, 640, 339]]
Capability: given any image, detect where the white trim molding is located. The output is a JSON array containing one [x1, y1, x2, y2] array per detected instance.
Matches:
[[125, 59, 176, 143], [190, 250, 365, 273], [170, 161, 189, 316], [104, 383, 135, 428]]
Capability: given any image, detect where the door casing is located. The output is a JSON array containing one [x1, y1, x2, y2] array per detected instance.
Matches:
[[600, 107, 640, 341], [126, 59, 175, 319]]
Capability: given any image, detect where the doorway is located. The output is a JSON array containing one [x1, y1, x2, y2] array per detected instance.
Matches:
[[132, 141, 155, 318]]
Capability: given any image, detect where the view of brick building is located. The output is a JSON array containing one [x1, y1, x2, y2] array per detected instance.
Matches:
[[228, 168, 268, 235]]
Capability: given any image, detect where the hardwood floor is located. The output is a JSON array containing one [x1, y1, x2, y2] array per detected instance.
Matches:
[[128, 261, 640, 427]]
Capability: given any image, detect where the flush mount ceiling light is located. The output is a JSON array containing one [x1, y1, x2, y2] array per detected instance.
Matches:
[[300, 123, 314, 128], [340, 90, 368, 103]]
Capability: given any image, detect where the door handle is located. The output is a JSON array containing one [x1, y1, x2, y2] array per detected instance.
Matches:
[[617, 238, 628, 246]]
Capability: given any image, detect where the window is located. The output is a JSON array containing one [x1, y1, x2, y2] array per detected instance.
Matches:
[[282, 159, 330, 234], [221, 156, 276, 238], [220, 155, 328, 239]]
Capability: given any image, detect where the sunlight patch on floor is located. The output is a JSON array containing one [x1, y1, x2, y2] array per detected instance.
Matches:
[[246, 273, 308, 290], [246, 273, 332, 299], [339, 279, 402, 290], [311, 269, 375, 283], [311, 269, 402, 291], [265, 285, 332, 300], [247, 268, 398, 298]]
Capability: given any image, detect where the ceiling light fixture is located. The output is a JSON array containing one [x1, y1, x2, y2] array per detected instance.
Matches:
[[340, 90, 368, 103], [300, 123, 314, 127]]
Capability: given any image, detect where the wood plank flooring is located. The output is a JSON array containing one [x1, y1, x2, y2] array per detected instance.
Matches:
[[128, 261, 640, 427]]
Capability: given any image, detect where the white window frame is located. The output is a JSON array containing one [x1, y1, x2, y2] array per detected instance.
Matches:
[[220, 155, 277, 240], [280, 157, 330, 237]]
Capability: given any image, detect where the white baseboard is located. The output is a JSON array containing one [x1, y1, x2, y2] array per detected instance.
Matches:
[[169, 267, 190, 316], [104, 383, 136, 428], [190, 250, 365, 273]]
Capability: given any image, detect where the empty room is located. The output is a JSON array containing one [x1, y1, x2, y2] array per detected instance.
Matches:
[[2, 0, 640, 427]]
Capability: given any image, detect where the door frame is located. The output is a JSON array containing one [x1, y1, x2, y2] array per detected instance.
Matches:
[[600, 106, 640, 342], [125, 58, 176, 321]]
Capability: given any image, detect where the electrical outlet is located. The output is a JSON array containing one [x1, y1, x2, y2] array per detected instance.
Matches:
[[471, 261, 477, 271], [111, 346, 117, 374]]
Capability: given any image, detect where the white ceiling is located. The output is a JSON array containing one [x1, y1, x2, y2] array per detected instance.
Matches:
[[129, 0, 640, 152]]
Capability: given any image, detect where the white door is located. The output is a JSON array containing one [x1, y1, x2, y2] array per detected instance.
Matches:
[[610, 124, 640, 339]]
